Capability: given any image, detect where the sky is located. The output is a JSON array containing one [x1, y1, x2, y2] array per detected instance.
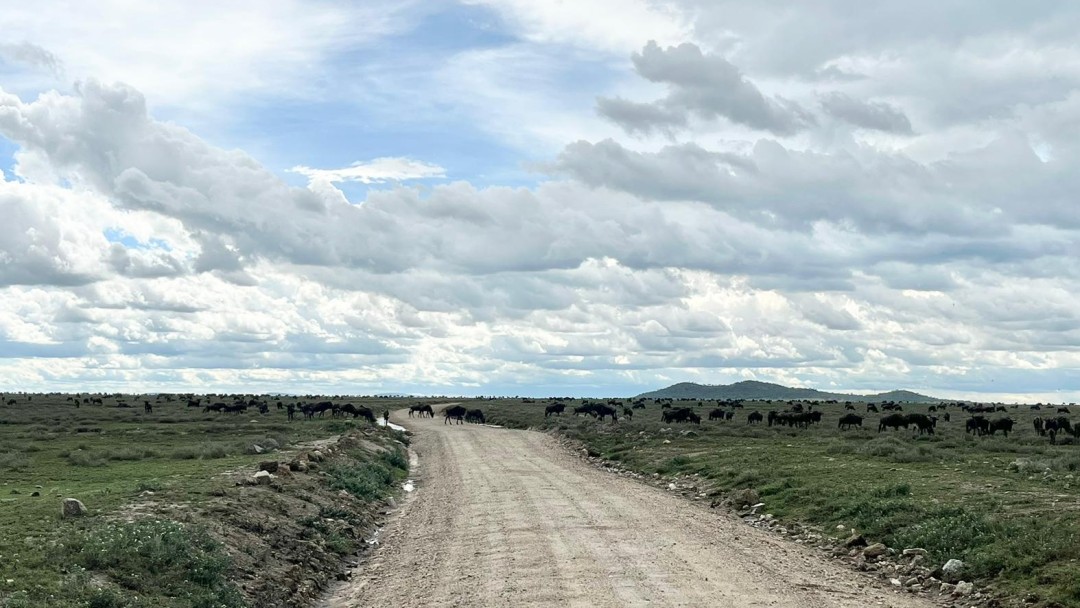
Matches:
[[1, 2, 1080, 401]]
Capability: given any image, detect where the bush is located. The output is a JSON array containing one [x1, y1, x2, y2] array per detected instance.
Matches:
[[0, 451, 29, 471], [327, 448, 409, 502], [61, 519, 245, 607]]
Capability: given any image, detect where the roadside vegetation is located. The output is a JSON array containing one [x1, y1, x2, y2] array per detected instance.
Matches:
[[0, 393, 412, 608], [481, 398, 1080, 607]]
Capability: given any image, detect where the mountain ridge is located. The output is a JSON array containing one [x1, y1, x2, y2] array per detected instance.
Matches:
[[635, 380, 943, 403]]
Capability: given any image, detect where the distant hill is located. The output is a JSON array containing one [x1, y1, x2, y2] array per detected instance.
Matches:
[[635, 381, 942, 403]]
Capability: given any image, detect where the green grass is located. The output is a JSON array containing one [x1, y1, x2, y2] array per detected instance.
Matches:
[[0, 393, 415, 607], [480, 397, 1080, 607]]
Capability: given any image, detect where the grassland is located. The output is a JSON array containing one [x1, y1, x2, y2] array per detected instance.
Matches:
[[0, 393, 413, 608], [479, 398, 1080, 607]]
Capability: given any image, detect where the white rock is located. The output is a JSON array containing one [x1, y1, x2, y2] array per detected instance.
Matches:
[[954, 581, 974, 595], [253, 470, 272, 485]]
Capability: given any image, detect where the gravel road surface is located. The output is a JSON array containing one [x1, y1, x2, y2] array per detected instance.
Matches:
[[321, 409, 937, 608]]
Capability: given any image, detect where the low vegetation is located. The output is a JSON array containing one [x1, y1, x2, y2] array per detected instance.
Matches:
[[0, 393, 412, 608], [481, 397, 1080, 607]]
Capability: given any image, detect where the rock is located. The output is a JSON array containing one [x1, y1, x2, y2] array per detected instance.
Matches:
[[276, 464, 292, 477], [258, 461, 279, 473], [730, 488, 760, 509], [311, 451, 324, 462], [954, 581, 974, 595], [939, 583, 956, 595], [890, 578, 902, 587], [844, 534, 867, 548], [836, 524, 845, 530], [252, 444, 264, 454], [262, 438, 281, 450], [662, 439, 671, 444], [941, 558, 965, 582], [253, 470, 272, 485], [667, 483, 677, 491], [902, 548, 927, 556], [30, 491, 40, 497], [61, 498, 87, 517], [862, 543, 888, 559], [903, 577, 920, 587]]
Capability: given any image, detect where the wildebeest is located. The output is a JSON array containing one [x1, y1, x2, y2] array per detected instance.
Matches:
[[988, 418, 1014, 437], [287, 403, 296, 421], [594, 405, 618, 422], [866, 404, 879, 413], [878, 413, 909, 432], [662, 408, 696, 424], [409, 404, 435, 418], [465, 409, 485, 424], [1033, 417, 1045, 436], [338, 403, 376, 423], [144, 401, 152, 414], [966, 416, 990, 436], [906, 414, 937, 435], [622, 407, 633, 420], [545, 403, 566, 417], [443, 405, 467, 424], [708, 408, 726, 421], [747, 411, 763, 425], [838, 414, 863, 430]]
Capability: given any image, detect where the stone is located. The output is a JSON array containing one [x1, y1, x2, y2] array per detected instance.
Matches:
[[311, 450, 324, 462], [954, 581, 974, 595], [939, 583, 956, 595], [941, 558, 965, 582], [252, 444, 264, 454], [902, 548, 927, 556], [30, 491, 40, 497], [729, 488, 760, 509], [844, 534, 867, 548], [903, 577, 920, 587], [258, 461, 279, 473], [253, 470, 272, 485], [862, 543, 888, 559], [889, 578, 902, 587], [61, 498, 87, 517]]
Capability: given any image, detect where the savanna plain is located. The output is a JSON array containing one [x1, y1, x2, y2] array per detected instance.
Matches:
[[1, 393, 1079, 607]]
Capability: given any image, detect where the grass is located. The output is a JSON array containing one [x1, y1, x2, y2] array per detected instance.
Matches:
[[0, 393, 415, 607], [479, 397, 1080, 607]]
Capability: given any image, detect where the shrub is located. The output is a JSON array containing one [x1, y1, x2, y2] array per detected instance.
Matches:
[[61, 519, 245, 607]]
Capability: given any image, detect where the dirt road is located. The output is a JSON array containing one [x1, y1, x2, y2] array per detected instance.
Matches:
[[321, 411, 937, 608]]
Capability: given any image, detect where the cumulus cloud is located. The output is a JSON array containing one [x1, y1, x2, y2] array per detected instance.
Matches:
[[2, 3, 1080, 400], [0, 42, 62, 74], [598, 41, 815, 135], [819, 92, 913, 133]]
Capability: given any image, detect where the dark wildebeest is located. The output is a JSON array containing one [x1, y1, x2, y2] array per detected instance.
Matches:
[[906, 414, 937, 435], [878, 413, 909, 432], [747, 411, 763, 425], [943, 412, 951, 422], [444, 405, 467, 424], [545, 403, 566, 417], [408, 404, 424, 418], [838, 413, 863, 430], [966, 416, 990, 436], [287, 403, 296, 421], [622, 407, 633, 421], [867, 404, 879, 413], [988, 418, 1014, 437], [1033, 417, 1045, 436], [144, 401, 152, 414], [594, 405, 618, 422], [708, 408, 726, 421], [465, 409, 485, 424], [382, 410, 390, 425]]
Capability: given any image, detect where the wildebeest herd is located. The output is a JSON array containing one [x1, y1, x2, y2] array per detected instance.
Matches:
[[519, 396, 1080, 445]]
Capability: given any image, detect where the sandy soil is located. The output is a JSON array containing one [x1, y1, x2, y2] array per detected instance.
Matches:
[[321, 410, 937, 608]]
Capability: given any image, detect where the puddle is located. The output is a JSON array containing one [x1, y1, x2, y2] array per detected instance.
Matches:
[[376, 418, 407, 432]]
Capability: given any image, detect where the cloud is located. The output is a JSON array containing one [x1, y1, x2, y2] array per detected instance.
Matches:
[[819, 92, 913, 133], [0, 42, 62, 75], [290, 157, 446, 185], [599, 41, 815, 135]]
